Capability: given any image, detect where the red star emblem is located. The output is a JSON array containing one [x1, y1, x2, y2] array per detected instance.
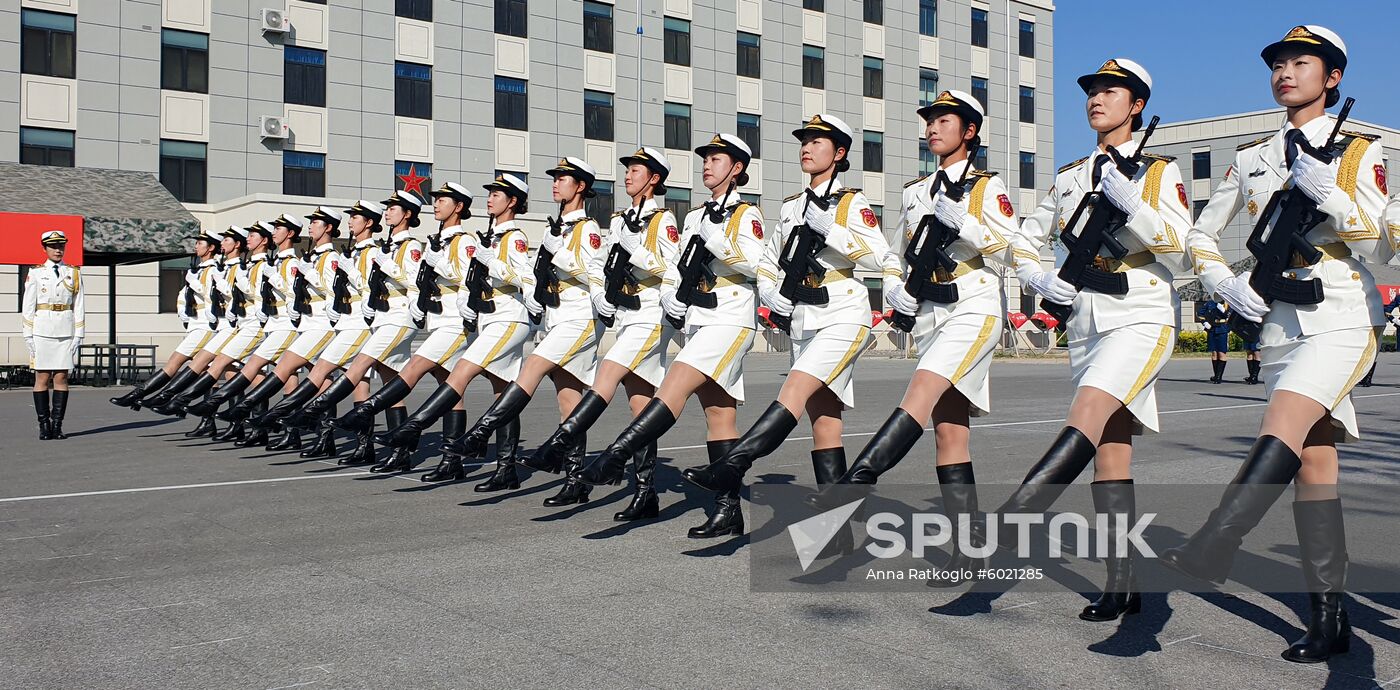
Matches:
[[397, 163, 428, 196]]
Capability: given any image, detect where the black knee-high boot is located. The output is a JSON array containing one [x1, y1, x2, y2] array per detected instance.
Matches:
[[34, 390, 52, 440], [1282, 499, 1351, 663], [524, 389, 609, 473], [578, 398, 676, 486], [421, 410, 468, 482], [286, 375, 357, 429], [927, 462, 986, 588], [1079, 480, 1141, 620], [299, 410, 338, 458], [682, 401, 798, 493], [233, 400, 270, 447], [380, 382, 462, 448], [339, 407, 381, 467], [1210, 359, 1225, 383], [266, 417, 304, 451], [184, 413, 218, 438], [335, 378, 412, 433], [614, 442, 659, 521], [812, 447, 855, 556], [369, 407, 413, 472], [110, 369, 172, 409], [1246, 359, 1262, 385], [48, 390, 69, 439], [214, 373, 286, 421], [139, 365, 200, 410], [210, 395, 247, 443], [544, 434, 592, 506], [473, 417, 522, 492], [187, 374, 256, 417], [446, 383, 533, 460], [995, 427, 1098, 550], [688, 440, 743, 538], [1159, 435, 1300, 583], [153, 372, 218, 417], [806, 410, 924, 508], [255, 378, 322, 430]]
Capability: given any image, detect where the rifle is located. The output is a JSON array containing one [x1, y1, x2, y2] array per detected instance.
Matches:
[[229, 257, 248, 320], [259, 255, 279, 319], [600, 208, 647, 327], [1228, 98, 1355, 342], [669, 183, 735, 329], [331, 254, 352, 316], [891, 149, 982, 333], [1040, 115, 1161, 325], [182, 256, 199, 320], [292, 249, 314, 322], [366, 237, 392, 314], [769, 175, 841, 333], [531, 204, 566, 325], [209, 264, 227, 325], [462, 217, 498, 333], [414, 233, 444, 328]]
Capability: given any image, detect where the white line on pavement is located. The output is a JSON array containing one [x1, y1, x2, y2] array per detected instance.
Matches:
[[1163, 634, 1201, 646], [169, 636, 244, 650]]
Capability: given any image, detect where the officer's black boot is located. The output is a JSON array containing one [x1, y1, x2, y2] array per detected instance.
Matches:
[[252, 378, 321, 430], [339, 408, 380, 466], [47, 390, 69, 440], [154, 373, 218, 417], [446, 383, 533, 460], [1246, 359, 1262, 385], [806, 409, 924, 508], [812, 447, 856, 557], [233, 400, 269, 447], [139, 366, 199, 411], [214, 373, 285, 421], [682, 401, 798, 493], [380, 382, 461, 448], [995, 427, 1098, 551], [34, 390, 52, 440], [335, 378, 412, 433], [1210, 359, 1225, 384], [184, 414, 218, 438], [284, 376, 356, 429], [1080, 480, 1142, 620], [1159, 435, 1301, 583], [473, 417, 522, 492], [1282, 498, 1351, 663], [299, 411, 337, 458], [544, 435, 592, 506], [524, 389, 609, 473], [615, 442, 659, 521], [1356, 362, 1375, 388], [266, 421, 303, 452], [579, 398, 676, 486], [923, 462, 986, 588], [421, 410, 468, 482], [369, 408, 413, 472], [111, 369, 171, 409], [210, 403, 247, 443], [187, 374, 254, 418], [688, 440, 744, 538]]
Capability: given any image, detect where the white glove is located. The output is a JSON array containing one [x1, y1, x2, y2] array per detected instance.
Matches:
[[884, 276, 920, 316], [298, 257, 317, 277], [70, 337, 83, 362], [1025, 269, 1079, 305], [760, 285, 795, 317], [360, 299, 376, 322], [24, 336, 35, 359], [803, 203, 835, 238], [617, 226, 644, 255], [1100, 167, 1142, 218], [421, 247, 449, 271], [697, 206, 722, 243], [179, 312, 191, 328], [326, 302, 341, 325], [933, 194, 972, 236], [408, 299, 426, 323], [523, 290, 544, 317], [1291, 153, 1339, 206], [592, 290, 616, 318], [660, 289, 687, 321], [372, 251, 396, 271], [256, 309, 269, 326], [1216, 272, 1269, 323], [457, 296, 476, 322], [541, 231, 565, 256]]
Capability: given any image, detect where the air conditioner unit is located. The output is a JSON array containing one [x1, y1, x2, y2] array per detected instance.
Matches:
[[260, 8, 289, 33], [259, 116, 289, 140]]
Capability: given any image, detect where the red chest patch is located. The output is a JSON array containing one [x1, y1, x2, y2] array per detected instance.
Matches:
[[589, 233, 602, 249], [1177, 182, 1189, 208], [1376, 165, 1388, 195], [752, 219, 764, 239], [667, 225, 680, 243], [860, 208, 878, 227], [514, 238, 528, 253], [997, 194, 1014, 217], [410, 249, 422, 262]]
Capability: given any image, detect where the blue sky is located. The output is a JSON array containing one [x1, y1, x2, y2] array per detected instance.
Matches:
[[1051, 1, 1398, 162]]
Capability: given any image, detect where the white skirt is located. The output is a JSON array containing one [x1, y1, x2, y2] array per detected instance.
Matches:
[[251, 329, 299, 361], [319, 328, 371, 369], [460, 320, 530, 381], [1262, 325, 1378, 443], [217, 325, 265, 362], [201, 327, 237, 356], [603, 322, 674, 388], [913, 312, 1002, 417], [31, 335, 74, 371], [1068, 323, 1176, 435], [530, 318, 601, 387], [286, 329, 335, 362], [673, 324, 757, 402], [415, 325, 471, 367], [360, 325, 418, 371], [791, 324, 871, 409], [174, 328, 217, 358]]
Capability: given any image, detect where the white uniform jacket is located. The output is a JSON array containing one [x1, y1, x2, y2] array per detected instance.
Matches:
[[601, 198, 681, 329], [474, 219, 534, 328], [542, 209, 604, 329], [22, 260, 85, 339], [665, 198, 766, 330]]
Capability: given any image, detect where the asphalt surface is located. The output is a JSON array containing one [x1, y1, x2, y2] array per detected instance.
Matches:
[[3, 352, 1399, 689]]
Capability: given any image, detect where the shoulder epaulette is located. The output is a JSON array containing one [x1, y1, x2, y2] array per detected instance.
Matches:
[[904, 174, 929, 189], [687, 205, 707, 215], [1236, 135, 1273, 152], [1141, 152, 1176, 163], [1058, 157, 1089, 174], [969, 170, 998, 178], [610, 210, 625, 218], [837, 187, 861, 196], [1339, 130, 1380, 143], [784, 192, 803, 203]]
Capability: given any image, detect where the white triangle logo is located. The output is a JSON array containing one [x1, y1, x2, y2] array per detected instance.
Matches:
[[787, 498, 865, 571]]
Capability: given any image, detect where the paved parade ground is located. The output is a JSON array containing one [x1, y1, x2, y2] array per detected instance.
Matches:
[[3, 353, 1399, 689]]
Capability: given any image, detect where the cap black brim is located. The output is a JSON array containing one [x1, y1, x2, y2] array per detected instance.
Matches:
[[1260, 41, 1346, 71]]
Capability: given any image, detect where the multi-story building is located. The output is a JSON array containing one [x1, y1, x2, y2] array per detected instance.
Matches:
[[0, 0, 1055, 361]]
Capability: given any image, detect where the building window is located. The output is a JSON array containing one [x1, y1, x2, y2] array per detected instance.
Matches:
[[864, 132, 884, 173], [1193, 150, 1212, 179], [918, 69, 940, 107], [284, 151, 326, 197], [395, 0, 432, 22], [585, 181, 614, 224], [664, 193, 690, 221], [583, 1, 613, 53], [803, 0, 824, 10], [160, 140, 207, 203], [395, 62, 432, 119], [1019, 19, 1035, 58], [739, 193, 760, 206], [1192, 199, 1206, 221], [919, 0, 938, 37], [736, 32, 761, 79], [1019, 151, 1035, 189], [970, 77, 989, 114], [802, 45, 824, 89], [664, 102, 691, 151], [971, 7, 988, 48], [161, 29, 208, 93], [284, 46, 327, 107], [664, 17, 690, 66], [1019, 86, 1035, 124], [864, 0, 882, 24], [584, 90, 614, 141], [495, 76, 528, 130], [496, 0, 527, 37], [395, 161, 432, 197], [21, 9, 76, 79], [863, 57, 883, 99], [20, 127, 74, 167], [918, 140, 937, 176], [158, 258, 190, 314], [737, 113, 761, 159]]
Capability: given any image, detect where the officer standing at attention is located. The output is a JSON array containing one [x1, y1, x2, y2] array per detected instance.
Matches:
[[22, 230, 85, 440], [1196, 299, 1232, 383]]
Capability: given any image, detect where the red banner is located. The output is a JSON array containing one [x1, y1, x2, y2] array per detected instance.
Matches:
[[0, 213, 84, 266], [1378, 284, 1400, 304]]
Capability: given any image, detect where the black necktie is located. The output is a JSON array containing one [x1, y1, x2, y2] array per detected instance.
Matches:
[[704, 200, 725, 224], [53, 264, 60, 277], [1091, 153, 1113, 189], [1283, 128, 1307, 169], [929, 170, 953, 199]]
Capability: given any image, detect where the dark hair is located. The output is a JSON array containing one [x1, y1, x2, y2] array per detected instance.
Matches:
[[509, 193, 529, 215], [406, 207, 421, 228], [1319, 57, 1342, 108]]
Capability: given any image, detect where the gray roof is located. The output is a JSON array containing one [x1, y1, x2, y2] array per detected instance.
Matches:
[[0, 162, 199, 258]]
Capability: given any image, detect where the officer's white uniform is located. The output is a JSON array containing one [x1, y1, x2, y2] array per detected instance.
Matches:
[[22, 256, 85, 371], [1188, 115, 1391, 442], [888, 159, 1018, 416], [531, 207, 605, 386], [762, 178, 888, 408], [216, 248, 269, 362], [359, 231, 423, 370], [249, 245, 302, 361], [284, 239, 338, 363], [319, 234, 377, 368], [600, 197, 681, 387], [413, 222, 476, 366], [458, 218, 534, 380], [173, 257, 219, 357]]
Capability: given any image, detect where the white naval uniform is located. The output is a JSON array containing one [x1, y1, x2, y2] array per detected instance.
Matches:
[[249, 248, 301, 361], [173, 259, 219, 357], [762, 178, 888, 409], [1187, 115, 1392, 442], [887, 161, 1018, 416], [284, 243, 337, 363], [1014, 139, 1193, 433], [202, 258, 240, 356], [599, 198, 681, 387], [360, 233, 423, 370], [413, 226, 476, 366], [217, 254, 268, 362], [530, 209, 605, 386], [319, 239, 375, 368], [22, 260, 85, 371], [664, 199, 765, 402], [458, 220, 533, 381]]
